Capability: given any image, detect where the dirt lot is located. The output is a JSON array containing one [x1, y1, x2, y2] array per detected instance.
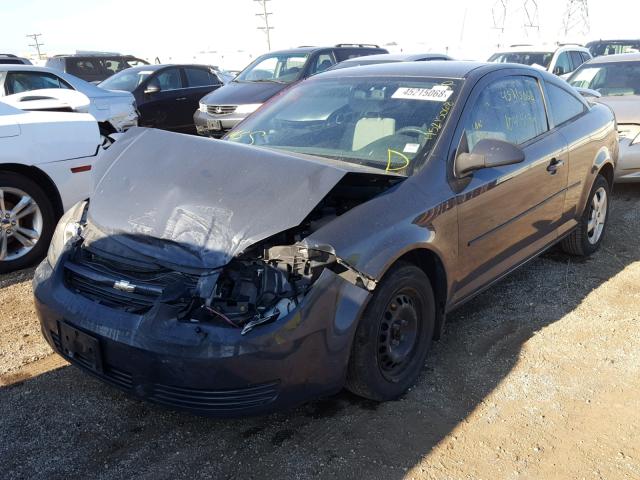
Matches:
[[1, 185, 639, 480]]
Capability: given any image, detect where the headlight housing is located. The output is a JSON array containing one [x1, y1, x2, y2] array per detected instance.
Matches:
[[47, 200, 88, 268], [199, 102, 207, 113], [235, 103, 262, 114]]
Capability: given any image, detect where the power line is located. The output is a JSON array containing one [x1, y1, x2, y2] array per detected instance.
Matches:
[[26, 33, 44, 59], [254, 0, 274, 51], [562, 0, 590, 37]]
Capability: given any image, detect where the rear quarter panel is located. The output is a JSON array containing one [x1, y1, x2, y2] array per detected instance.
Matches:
[[559, 102, 617, 233]]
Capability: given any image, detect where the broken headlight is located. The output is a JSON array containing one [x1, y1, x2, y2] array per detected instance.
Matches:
[[47, 200, 88, 268]]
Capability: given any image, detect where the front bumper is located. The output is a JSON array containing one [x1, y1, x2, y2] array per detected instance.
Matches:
[[33, 257, 370, 416], [193, 109, 247, 137]]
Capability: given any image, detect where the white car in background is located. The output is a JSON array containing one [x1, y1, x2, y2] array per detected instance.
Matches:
[[0, 65, 137, 136], [488, 44, 592, 77], [0, 99, 103, 272]]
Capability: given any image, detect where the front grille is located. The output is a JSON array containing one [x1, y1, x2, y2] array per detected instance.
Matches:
[[149, 381, 280, 413], [206, 104, 237, 115], [64, 248, 198, 314]]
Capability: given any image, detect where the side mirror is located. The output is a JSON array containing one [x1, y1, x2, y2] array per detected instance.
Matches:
[[456, 138, 525, 177], [144, 82, 161, 95], [553, 65, 566, 76]]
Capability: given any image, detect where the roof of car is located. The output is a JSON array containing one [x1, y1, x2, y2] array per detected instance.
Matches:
[[340, 53, 450, 63], [585, 52, 640, 63], [0, 64, 60, 73], [314, 60, 496, 80], [493, 44, 588, 53], [257, 45, 384, 56]]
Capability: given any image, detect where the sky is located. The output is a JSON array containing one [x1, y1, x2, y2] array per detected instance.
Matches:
[[2, 0, 639, 69]]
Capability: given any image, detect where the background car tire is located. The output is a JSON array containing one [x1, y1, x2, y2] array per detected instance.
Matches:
[[345, 262, 435, 401], [0, 172, 57, 274], [561, 174, 610, 257]]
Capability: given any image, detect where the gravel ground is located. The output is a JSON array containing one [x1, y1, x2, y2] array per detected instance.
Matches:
[[1, 185, 639, 480]]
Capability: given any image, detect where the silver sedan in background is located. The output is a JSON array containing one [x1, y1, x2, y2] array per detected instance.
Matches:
[[568, 53, 640, 182]]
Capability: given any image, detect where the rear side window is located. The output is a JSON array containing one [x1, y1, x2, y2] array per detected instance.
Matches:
[[5, 72, 72, 95], [463, 76, 548, 149], [545, 83, 586, 127], [184, 67, 218, 87], [0, 59, 24, 65]]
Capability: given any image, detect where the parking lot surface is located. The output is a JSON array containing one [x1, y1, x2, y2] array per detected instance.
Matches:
[[1, 185, 639, 480]]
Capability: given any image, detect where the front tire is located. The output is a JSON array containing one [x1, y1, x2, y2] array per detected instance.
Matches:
[[345, 263, 435, 401], [0, 172, 57, 273], [561, 174, 610, 256]]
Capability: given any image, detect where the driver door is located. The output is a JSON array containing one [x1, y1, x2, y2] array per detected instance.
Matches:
[[450, 73, 568, 303], [138, 67, 184, 130]]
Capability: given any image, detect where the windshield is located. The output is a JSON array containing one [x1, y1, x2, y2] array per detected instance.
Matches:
[[488, 52, 553, 68], [99, 69, 155, 91], [226, 77, 462, 176], [235, 53, 309, 83], [569, 62, 640, 96]]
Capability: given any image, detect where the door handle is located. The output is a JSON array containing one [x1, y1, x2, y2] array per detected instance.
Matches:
[[176, 97, 187, 101], [546, 158, 564, 174]]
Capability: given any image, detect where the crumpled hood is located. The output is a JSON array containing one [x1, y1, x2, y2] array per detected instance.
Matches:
[[595, 95, 640, 124], [200, 80, 287, 105], [87, 127, 393, 270]]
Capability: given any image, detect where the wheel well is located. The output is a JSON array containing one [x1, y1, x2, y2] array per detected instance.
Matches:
[[598, 162, 614, 189], [0, 164, 63, 219], [394, 249, 448, 340]]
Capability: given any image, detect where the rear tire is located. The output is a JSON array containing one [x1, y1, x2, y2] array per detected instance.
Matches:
[[345, 263, 435, 401], [561, 174, 610, 256], [0, 172, 57, 273]]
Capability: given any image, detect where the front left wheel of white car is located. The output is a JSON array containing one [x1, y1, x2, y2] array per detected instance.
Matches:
[[0, 172, 56, 273]]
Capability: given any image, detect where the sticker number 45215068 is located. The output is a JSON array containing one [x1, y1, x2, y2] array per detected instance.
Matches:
[[392, 85, 453, 102]]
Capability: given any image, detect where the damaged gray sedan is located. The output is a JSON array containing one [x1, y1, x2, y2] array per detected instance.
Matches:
[[33, 62, 617, 416]]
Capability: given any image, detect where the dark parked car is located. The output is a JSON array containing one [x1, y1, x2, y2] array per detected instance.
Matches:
[[45, 53, 149, 83], [0, 54, 32, 65], [99, 64, 225, 133], [586, 39, 640, 57], [326, 52, 452, 71], [35, 62, 617, 416], [194, 44, 387, 137]]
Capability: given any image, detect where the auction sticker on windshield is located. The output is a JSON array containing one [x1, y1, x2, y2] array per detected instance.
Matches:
[[392, 86, 453, 102]]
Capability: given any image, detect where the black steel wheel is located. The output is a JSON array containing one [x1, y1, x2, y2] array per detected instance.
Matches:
[[346, 262, 435, 401]]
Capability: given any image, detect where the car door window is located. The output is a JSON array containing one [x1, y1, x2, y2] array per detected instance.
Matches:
[[184, 67, 218, 87], [580, 52, 591, 63], [462, 76, 548, 150], [545, 83, 586, 127], [554, 52, 572, 75], [5, 72, 72, 94], [310, 53, 336, 74], [155, 68, 182, 91], [570, 51, 585, 70]]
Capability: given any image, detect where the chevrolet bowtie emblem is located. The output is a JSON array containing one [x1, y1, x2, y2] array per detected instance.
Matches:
[[113, 280, 136, 293]]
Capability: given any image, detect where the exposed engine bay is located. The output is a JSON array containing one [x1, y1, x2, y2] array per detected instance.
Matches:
[[190, 172, 398, 333]]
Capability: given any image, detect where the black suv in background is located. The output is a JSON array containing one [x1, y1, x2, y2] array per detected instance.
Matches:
[[45, 53, 149, 83], [0, 54, 32, 65], [586, 39, 640, 57], [194, 43, 387, 137]]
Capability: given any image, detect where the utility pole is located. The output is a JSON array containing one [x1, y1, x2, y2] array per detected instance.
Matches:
[[254, 0, 273, 51], [26, 33, 44, 60]]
